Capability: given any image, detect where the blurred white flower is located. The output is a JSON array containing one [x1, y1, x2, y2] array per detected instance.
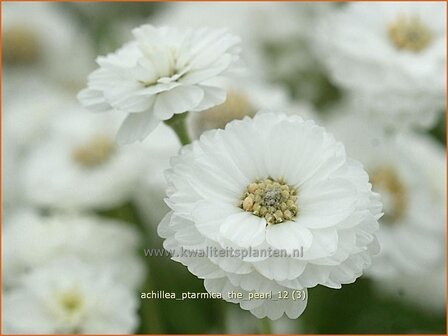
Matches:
[[78, 24, 242, 144], [2, 141, 20, 218], [3, 82, 75, 215], [4, 81, 74, 154], [2, 2, 94, 90], [154, 2, 334, 102], [3, 257, 138, 334], [374, 264, 446, 313], [315, 2, 446, 129], [3, 209, 145, 290], [21, 110, 146, 210], [159, 113, 381, 319], [153, 2, 291, 70], [133, 123, 180, 227], [187, 79, 317, 139], [327, 113, 445, 277]]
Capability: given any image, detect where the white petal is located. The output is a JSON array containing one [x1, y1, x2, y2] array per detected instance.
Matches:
[[266, 221, 313, 253], [116, 111, 159, 145], [209, 251, 252, 275], [250, 288, 308, 320], [110, 90, 155, 113], [175, 256, 226, 279], [192, 201, 238, 241], [77, 89, 111, 112], [220, 212, 266, 248], [181, 54, 233, 84], [132, 58, 159, 84], [157, 212, 174, 239], [146, 48, 175, 78], [4, 291, 55, 333], [103, 81, 144, 112], [189, 85, 226, 112], [153, 85, 204, 120], [297, 178, 357, 229], [204, 277, 241, 303], [300, 228, 339, 260], [253, 257, 306, 281]]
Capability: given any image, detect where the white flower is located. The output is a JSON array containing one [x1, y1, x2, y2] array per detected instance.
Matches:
[[2, 140, 20, 218], [153, 2, 334, 102], [133, 123, 181, 227], [4, 81, 74, 153], [2, 2, 94, 90], [78, 24, 242, 144], [3, 85, 78, 214], [187, 78, 317, 139], [21, 109, 146, 210], [327, 113, 445, 277], [158, 113, 381, 319], [3, 257, 138, 334], [374, 264, 446, 313], [3, 209, 145, 290], [314, 2, 446, 129]]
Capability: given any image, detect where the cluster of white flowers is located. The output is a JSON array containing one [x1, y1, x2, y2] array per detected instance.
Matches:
[[3, 4, 150, 333], [3, 210, 144, 333], [3, 1, 446, 333]]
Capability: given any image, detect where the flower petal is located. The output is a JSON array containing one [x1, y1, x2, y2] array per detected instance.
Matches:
[[77, 88, 111, 112], [153, 85, 204, 120], [266, 221, 313, 253], [189, 85, 226, 112], [116, 111, 159, 145], [297, 178, 357, 229], [253, 257, 306, 281], [192, 201, 238, 241], [220, 212, 266, 248]]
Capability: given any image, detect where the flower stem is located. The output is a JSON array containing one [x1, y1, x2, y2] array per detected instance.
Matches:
[[164, 113, 191, 145], [260, 317, 273, 334]]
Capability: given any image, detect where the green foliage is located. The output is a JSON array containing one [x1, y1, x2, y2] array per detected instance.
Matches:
[[302, 278, 446, 334]]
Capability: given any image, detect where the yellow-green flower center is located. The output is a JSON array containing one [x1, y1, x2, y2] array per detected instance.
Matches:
[[387, 15, 432, 53], [370, 166, 407, 223], [240, 178, 298, 225], [58, 290, 84, 315], [72, 136, 115, 168], [3, 25, 40, 65]]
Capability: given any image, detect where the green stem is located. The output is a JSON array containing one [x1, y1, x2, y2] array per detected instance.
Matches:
[[260, 317, 273, 334], [217, 300, 228, 333], [164, 113, 191, 145]]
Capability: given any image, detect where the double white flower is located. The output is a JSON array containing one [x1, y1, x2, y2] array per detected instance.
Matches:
[[314, 2, 446, 130], [159, 113, 381, 319], [78, 24, 241, 144], [328, 113, 446, 278], [3, 210, 144, 334], [4, 257, 138, 334]]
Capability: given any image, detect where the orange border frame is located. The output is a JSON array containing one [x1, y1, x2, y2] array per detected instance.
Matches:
[[0, 0, 447, 335]]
